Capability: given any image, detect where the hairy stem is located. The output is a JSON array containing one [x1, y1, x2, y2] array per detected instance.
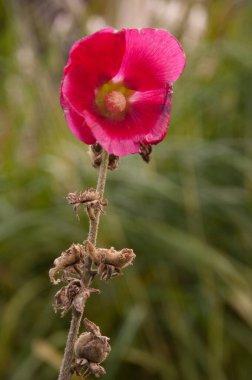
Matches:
[[88, 150, 109, 245], [58, 149, 109, 380]]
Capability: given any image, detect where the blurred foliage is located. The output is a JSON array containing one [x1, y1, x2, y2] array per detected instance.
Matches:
[[1, 0, 252, 380]]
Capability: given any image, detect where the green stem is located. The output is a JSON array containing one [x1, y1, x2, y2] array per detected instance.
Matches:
[[57, 149, 109, 380]]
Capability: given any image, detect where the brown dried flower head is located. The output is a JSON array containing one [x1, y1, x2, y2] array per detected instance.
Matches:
[[53, 280, 100, 317], [73, 318, 111, 378], [67, 188, 99, 205], [66, 188, 107, 219], [49, 243, 85, 284], [84, 240, 136, 280], [53, 279, 81, 316]]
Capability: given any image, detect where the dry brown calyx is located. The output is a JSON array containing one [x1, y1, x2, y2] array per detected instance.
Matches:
[[84, 240, 136, 280], [72, 318, 111, 378], [49, 243, 85, 284], [88, 143, 119, 171]]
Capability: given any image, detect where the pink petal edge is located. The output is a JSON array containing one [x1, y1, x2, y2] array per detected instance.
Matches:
[[60, 92, 96, 145], [113, 28, 186, 91]]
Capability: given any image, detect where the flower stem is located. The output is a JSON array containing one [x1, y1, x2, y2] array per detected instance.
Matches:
[[57, 149, 109, 380], [88, 149, 109, 246]]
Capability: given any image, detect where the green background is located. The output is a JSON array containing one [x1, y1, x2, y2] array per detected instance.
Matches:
[[1, 0, 252, 379]]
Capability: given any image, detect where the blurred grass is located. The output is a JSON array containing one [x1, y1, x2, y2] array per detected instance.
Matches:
[[1, 0, 252, 380]]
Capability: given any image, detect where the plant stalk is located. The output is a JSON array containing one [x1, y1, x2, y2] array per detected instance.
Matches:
[[58, 149, 109, 380]]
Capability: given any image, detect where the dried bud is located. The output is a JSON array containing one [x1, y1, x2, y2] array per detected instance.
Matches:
[[88, 143, 103, 169], [84, 240, 136, 280], [49, 243, 85, 284], [108, 154, 119, 171], [88, 143, 120, 171], [140, 143, 152, 163], [91, 143, 103, 154]]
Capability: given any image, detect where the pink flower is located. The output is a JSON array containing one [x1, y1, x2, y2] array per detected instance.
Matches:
[[60, 28, 185, 156]]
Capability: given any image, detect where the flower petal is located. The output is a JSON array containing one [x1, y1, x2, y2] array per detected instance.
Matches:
[[68, 28, 125, 85], [61, 93, 96, 144], [131, 85, 173, 145], [61, 63, 96, 114], [83, 85, 172, 156], [114, 28, 186, 91], [61, 28, 126, 116]]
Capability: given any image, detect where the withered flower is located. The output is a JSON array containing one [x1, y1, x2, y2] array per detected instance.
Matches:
[[49, 243, 85, 284], [66, 188, 107, 219], [67, 188, 99, 205], [84, 240, 136, 280], [67, 188, 99, 211], [53, 280, 99, 317], [53, 279, 81, 316]]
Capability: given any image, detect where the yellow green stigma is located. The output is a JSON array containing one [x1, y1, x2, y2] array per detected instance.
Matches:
[[95, 81, 133, 120]]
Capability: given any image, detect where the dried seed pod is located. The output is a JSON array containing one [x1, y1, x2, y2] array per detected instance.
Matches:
[[74, 318, 111, 364], [75, 334, 110, 364]]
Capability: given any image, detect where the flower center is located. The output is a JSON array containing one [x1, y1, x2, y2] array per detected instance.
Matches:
[[95, 81, 134, 120], [104, 91, 127, 114]]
